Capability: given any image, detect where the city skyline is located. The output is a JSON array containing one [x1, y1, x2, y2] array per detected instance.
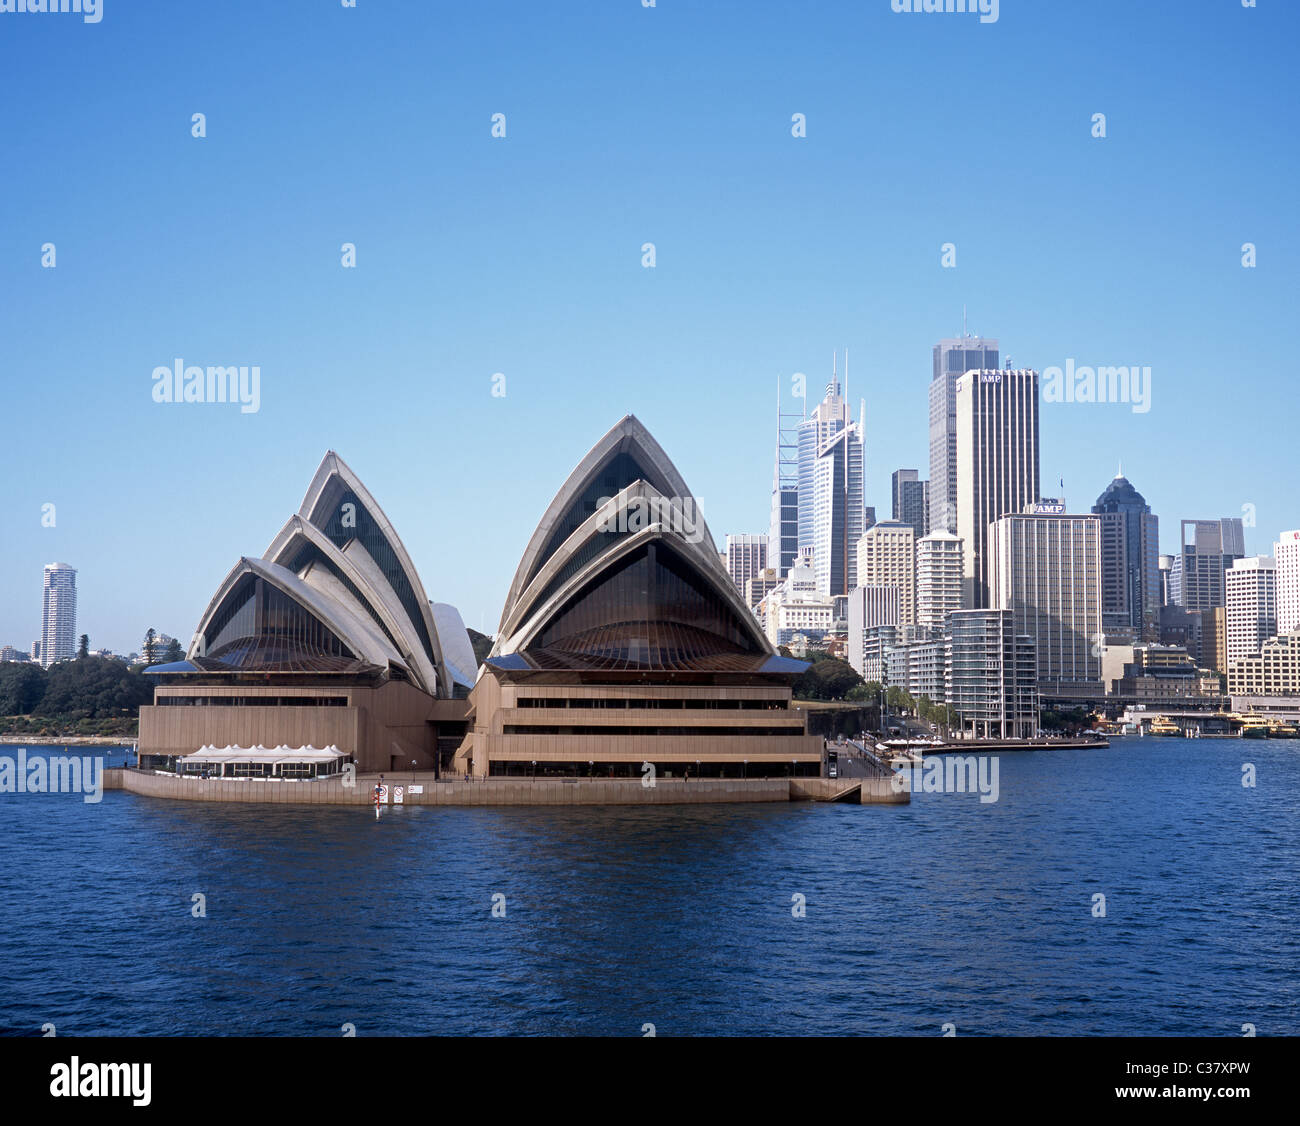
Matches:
[[3, 3, 1298, 655]]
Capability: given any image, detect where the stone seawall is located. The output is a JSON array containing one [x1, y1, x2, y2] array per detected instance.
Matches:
[[108, 769, 794, 806], [103, 769, 909, 806]]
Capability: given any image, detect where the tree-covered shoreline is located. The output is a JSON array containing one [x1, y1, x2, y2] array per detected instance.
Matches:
[[0, 657, 153, 738]]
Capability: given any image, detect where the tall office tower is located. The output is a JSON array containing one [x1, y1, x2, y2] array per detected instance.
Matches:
[[916, 531, 964, 631], [797, 357, 865, 597], [768, 382, 803, 578], [1169, 518, 1246, 613], [40, 562, 78, 668], [989, 509, 1103, 698], [928, 334, 999, 535], [944, 609, 1039, 739], [1226, 556, 1277, 665], [1275, 530, 1300, 635], [955, 369, 1040, 609], [724, 535, 768, 598], [891, 469, 928, 538], [856, 520, 916, 626], [1092, 471, 1161, 641]]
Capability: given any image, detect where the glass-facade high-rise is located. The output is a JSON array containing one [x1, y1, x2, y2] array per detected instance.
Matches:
[[928, 336, 998, 535], [1169, 518, 1246, 613], [891, 468, 929, 538], [796, 369, 865, 597], [1092, 473, 1161, 642]]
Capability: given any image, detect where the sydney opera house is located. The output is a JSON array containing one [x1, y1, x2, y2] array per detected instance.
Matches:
[[138, 453, 477, 775], [453, 416, 823, 779], [138, 417, 823, 783]]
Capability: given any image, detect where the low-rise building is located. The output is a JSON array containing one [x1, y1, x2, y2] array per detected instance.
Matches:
[[1105, 643, 1220, 705], [1228, 630, 1300, 699]]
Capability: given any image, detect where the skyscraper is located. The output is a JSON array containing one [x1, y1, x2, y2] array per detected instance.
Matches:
[[989, 509, 1103, 698], [955, 368, 1040, 609], [1092, 470, 1161, 641], [929, 334, 999, 534], [1226, 556, 1277, 666], [40, 562, 77, 668], [1169, 518, 1246, 613], [797, 358, 865, 597], [768, 381, 803, 579], [891, 468, 928, 538], [1275, 530, 1300, 635]]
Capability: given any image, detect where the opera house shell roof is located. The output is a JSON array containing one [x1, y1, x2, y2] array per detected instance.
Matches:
[[169, 452, 472, 699], [488, 415, 804, 677]]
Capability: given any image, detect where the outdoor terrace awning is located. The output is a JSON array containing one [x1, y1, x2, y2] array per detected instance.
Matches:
[[179, 744, 348, 765]]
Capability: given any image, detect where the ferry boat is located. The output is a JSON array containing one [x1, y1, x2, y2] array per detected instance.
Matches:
[[1266, 720, 1299, 739], [1240, 716, 1270, 740], [1147, 717, 1181, 737]]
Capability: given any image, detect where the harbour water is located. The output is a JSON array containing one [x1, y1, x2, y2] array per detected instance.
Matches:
[[1, 737, 1296, 1036]]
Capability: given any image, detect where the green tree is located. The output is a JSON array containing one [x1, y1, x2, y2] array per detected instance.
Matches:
[[883, 686, 915, 712], [0, 662, 45, 715], [77, 634, 89, 659], [163, 637, 184, 663], [793, 655, 865, 701], [34, 657, 153, 722], [143, 628, 157, 666]]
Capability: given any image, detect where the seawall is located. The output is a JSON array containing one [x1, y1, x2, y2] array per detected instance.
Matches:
[[104, 769, 907, 806]]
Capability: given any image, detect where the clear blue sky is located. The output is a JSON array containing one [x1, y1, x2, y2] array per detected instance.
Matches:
[[2, 0, 1297, 655]]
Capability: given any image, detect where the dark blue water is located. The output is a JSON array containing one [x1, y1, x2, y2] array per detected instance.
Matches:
[[1, 737, 1296, 1036]]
